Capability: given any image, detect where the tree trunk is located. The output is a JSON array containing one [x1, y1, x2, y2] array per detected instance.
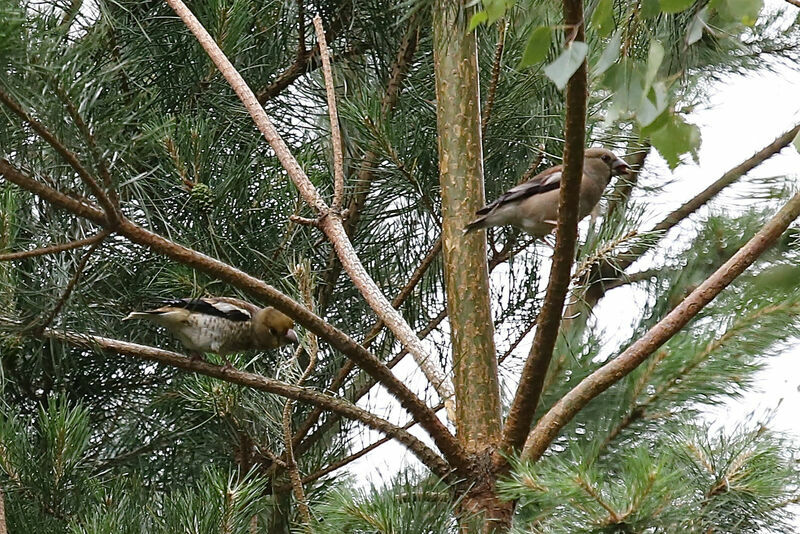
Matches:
[[431, 0, 507, 530]]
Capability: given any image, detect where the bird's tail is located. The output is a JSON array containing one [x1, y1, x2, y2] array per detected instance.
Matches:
[[462, 217, 488, 235]]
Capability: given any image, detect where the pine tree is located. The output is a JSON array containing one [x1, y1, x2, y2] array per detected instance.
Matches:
[[1, 0, 800, 532]]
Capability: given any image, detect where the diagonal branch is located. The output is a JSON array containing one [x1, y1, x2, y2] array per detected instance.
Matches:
[[33, 235, 107, 333], [522, 190, 800, 461], [587, 123, 800, 306], [500, 0, 588, 453], [42, 329, 453, 479], [164, 0, 455, 414], [0, 231, 108, 261], [1, 158, 467, 472], [0, 90, 119, 225], [312, 16, 345, 213]]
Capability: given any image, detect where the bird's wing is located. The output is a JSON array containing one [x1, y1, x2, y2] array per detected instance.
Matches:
[[476, 166, 563, 215], [160, 298, 252, 322]]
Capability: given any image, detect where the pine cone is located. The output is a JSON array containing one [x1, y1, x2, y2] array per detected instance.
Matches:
[[190, 183, 215, 213]]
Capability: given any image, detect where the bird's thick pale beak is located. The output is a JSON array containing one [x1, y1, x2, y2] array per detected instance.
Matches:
[[285, 329, 299, 345], [612, 158, 632, 175]]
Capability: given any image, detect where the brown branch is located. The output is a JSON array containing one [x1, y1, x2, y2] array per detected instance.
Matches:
[[500, 0, 588, 453], [482, 20, 507, 137], [522, 190, 800, 461], [581, 123, 800, 315], [289, 237, 442, 451], [2, 158, 467, 473], [0, 231, 108, 261], [298, 401, 446, 487], [312, 16, 345, 213], [33, 236, 107, 333], [315, 19, 421, 312], [0, 89, 119, 225], [50, 79, 119, 209], [784, 0, 800, 8], [166, 0, 454, 406], [43, 329, 454, 478]]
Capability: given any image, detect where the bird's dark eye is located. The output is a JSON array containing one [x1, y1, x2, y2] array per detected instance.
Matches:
[[601, 154, 611, 163], [269, 328, 277, 336]]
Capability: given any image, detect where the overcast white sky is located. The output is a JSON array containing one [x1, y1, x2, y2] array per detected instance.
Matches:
[[343, 3, 800, 492]]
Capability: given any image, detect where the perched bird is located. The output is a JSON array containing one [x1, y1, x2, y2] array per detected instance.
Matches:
[[464, 147, 631, 237], [124, 297, 298, 362]]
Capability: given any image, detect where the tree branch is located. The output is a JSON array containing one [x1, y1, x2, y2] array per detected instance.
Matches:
[[522, 190, 800, 461], [43, 329, 454, 479], [482, 20, 506, 137], [33, 236, 106, 333], [500, 0, 588, 453], [0, 89, 119, 225], [0, 231, 109, 261], [165, 0, 455, 410], [312, 16, 345, 213]]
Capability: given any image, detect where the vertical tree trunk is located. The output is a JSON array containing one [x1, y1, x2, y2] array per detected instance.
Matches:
[[431, 1, 507, 529]]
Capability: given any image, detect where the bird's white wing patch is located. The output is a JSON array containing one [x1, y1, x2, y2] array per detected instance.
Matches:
[[208, 301, 252, 319], [542, 171, 562, 185]]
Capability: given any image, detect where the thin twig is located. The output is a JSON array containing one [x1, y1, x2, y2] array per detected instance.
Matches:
[[500, 0, 588, 454], [313, 16, 345, 213], [42, 328, 454, 478], [282, 262, 318, 525], [0, 231, 109, 261], [50, 79, 120, 208], [0, 90, 119, 225], [522, 190, 800, 461], [33, 236, 107, 333]]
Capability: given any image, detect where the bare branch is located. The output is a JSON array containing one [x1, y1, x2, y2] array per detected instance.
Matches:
[[522, 191, 800, 461], [165, 0, 455, 410], [784, 0, 800, 9], [0, 231, 109, 261], [43, 329, 454, 478], [0, 90, 119, 225], [500, 0, 588, 453], [312, 16, 345, 213]]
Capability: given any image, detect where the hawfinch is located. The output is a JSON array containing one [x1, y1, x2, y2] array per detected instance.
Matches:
[[464, 147, 631, 237], [124, 297, 298, 360]]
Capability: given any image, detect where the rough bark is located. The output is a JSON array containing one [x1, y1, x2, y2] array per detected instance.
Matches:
[[432, 0, 506, 528]]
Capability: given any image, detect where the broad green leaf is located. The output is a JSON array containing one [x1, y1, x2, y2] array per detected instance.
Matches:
[[686, 7, 709, 45], [637, 82, 669, 127], [591, 0, 615, 37], [544, 41, 589, 90], [644, 40, 665, 89], [484, 0, 511, 24], [793, 129, 800, 153], [593, 30, 622, 76], [650, 113, 702, 169], [642, 0, 662, 18], [659, 0, 694, 14], [726, 0, 763, 25], [469, 11, 488, 31], [519, 26, 552, 67]]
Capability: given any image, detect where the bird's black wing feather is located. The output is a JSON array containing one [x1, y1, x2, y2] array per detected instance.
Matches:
[[162, 299, 251, 322], [476, 177, 561, 215]]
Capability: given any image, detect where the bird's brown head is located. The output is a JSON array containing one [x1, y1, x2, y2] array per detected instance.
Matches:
[[253, 307, 299, 349], [584, 147, 631, 177]]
